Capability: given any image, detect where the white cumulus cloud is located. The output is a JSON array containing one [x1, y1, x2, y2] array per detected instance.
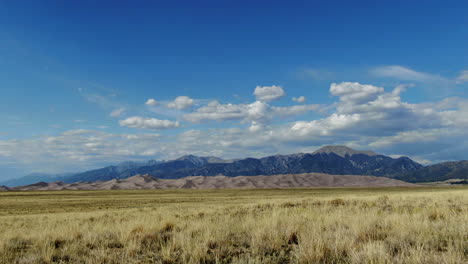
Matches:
[[145, 98, 158, 106], [253, 85, 285, 102], [183, 101, 247, 123], [330, 82, 384, 104], [292, 96, 306, 103], [291, 113, 361, 136], [183, 100, 319, 126], [119, 116, 180, 130], [167, 96, 194, 110]]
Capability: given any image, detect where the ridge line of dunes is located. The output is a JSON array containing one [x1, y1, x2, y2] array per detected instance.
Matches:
[[6, 173, 415, 191]]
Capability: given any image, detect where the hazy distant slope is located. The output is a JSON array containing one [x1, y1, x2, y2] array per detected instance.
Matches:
[[0, 173, 74, 187], [11, 173, 415, 191], [396, 161, 468, 182], [62, 156, 216, 183]]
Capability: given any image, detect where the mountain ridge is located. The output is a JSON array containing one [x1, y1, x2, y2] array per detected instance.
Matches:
[[2, 145, 464, 186], [395, 160, 468, 182]]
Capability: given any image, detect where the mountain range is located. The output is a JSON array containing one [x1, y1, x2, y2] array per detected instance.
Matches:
[[1, 146, 466, 187]]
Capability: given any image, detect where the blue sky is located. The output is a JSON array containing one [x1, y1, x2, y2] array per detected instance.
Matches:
[[0, 1, 467, 179]]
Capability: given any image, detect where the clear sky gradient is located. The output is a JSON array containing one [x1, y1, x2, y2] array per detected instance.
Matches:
[[1, 1, 467, 179]]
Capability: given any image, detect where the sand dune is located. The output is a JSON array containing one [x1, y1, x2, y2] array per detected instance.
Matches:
[[10, 173, 415, 191]]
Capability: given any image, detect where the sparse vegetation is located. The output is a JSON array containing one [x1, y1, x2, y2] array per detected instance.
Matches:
[[0, 187, 466, 263]]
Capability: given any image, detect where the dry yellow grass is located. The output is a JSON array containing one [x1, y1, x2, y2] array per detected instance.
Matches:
[[0, 187, 466, 264]]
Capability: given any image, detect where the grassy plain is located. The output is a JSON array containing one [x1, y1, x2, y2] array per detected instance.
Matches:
[[0, 187, 466, 264]]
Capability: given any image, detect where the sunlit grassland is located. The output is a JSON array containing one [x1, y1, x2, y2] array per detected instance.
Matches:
[[0, 187, 466, 263]]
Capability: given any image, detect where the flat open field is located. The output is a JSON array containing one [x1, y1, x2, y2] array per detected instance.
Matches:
[[0, 187, 466, 264]]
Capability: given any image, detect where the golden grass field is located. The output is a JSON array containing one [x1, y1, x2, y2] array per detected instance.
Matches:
[[0, 187, 466, 264]]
